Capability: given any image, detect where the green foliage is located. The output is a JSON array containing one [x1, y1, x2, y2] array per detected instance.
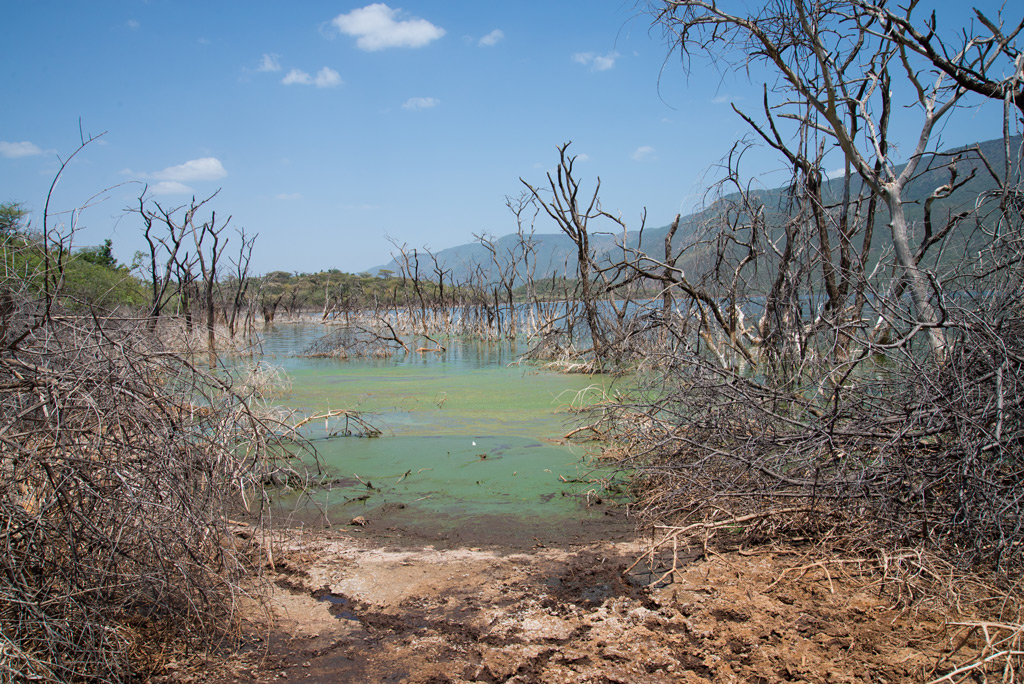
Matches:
[[0, 233, 145, 309], [62, 257, 146, 309], [0, 233, 46, 289], [0, 201, 28, 236], [62, 237, 145, 309], [76, 239, 117, 268], [257, 268, 483, 317]]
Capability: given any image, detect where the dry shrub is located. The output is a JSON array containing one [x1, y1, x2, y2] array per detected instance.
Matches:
[[601, 290, 1024, 680], [606, 306, 1024, 571], [300, 322, 405, 358], [0, 293, 311, 681]]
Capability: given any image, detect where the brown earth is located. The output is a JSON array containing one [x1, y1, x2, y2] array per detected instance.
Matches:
[[154, 520, 994, 684]]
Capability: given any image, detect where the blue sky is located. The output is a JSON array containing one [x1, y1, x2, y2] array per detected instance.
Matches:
[[1, 1, 1012, 275]]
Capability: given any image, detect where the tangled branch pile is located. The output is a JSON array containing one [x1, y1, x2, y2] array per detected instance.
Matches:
[[605, 278, 1024, 569], [0, 244, 308, 681], [568, 1, 1024, 583]]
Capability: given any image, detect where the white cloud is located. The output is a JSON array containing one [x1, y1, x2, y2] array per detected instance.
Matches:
[[314, 66, 342, 88], [478, 29, 504, 47], [1, 140, 50, 158], [575, 153, 590, 162], [282, 67, 341, 88], [632, 146, 655, 161], [0, 141, 45, 158], [402, 96, 439, 110], [592, 53, 618, 71], [126, 19, 140, 30], [572, 51, 619, 71], [282, 68, 312, 85], [712, 94, 743, 104], [148, 157, 227, 182], [823, 167, 847, 180], [275, 192, 302, 201], [149, 181, 194, 196], [332, 4, 445, 51], [258, 53, 282, 72]]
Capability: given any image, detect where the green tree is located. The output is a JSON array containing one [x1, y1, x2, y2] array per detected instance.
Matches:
[[77, 238, 117, 268], [0, 201, 27, 235]]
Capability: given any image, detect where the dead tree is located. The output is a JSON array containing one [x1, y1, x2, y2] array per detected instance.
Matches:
[[601, 0, 1024, 572], [135, 192, 219, 332], [225, 227, 256, 338], [506, 192, 542, 334], [193, 209, 229, 367], [171, 249, 199, 330], [423, 246, 452, 331], [2, 147, 319, 683], [649, 0, 1023, 361], [260, 286, 285, 325], [474, 232, 521, 339], [521, 143, 629, 364], [389, 241, 430, 335]]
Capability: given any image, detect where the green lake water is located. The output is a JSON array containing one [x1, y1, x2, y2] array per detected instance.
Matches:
[[260, 325, 628, 545]]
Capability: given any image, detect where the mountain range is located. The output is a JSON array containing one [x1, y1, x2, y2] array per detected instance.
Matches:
[[367, 134, 1020, 285]]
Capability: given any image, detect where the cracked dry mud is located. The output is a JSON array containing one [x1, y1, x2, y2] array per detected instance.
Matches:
[[163, 527, 961, 684]]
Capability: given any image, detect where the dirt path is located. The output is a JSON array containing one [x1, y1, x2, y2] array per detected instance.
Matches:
[[159, 525, 968, 684]]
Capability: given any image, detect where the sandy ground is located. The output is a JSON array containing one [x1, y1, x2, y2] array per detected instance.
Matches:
[[152, 522, 986, 684]]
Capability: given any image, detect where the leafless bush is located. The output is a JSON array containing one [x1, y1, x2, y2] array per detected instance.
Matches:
[[583, 0, 1024, 585], [0, 149, 319, 681], [0, 290, 317, 681], [929, 620, 1024, 683], [601, 264, 1024, 573], [300, 319, 408, 358]]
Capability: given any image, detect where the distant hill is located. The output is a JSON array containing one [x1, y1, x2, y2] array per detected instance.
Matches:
[[366, 134, 1019, 285]]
